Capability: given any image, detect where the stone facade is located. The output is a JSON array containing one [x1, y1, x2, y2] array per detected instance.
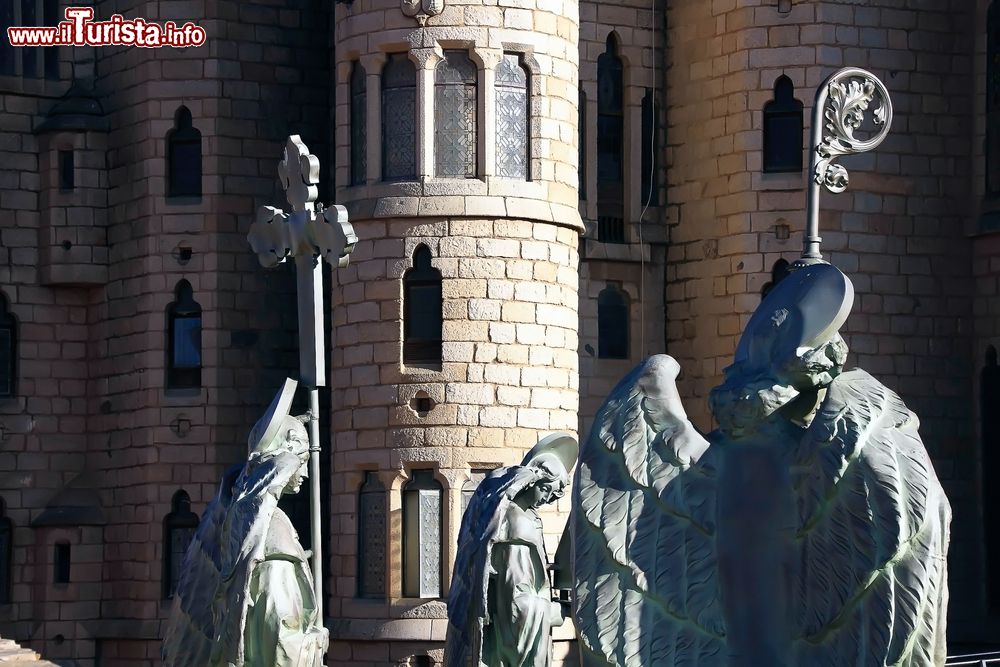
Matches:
[[0, 0, 997, 665]]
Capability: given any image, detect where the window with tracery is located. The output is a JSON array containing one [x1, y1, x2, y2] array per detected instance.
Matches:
[[350, 61, 367, 186], [167, 106, 202, 198], [763, 75, 803, 174], [403, 245, 443, 366], [988, 1, 1000, 196], [597, 34, 625, 243], [162, 490, 199, 599], [435, 50, 478, 178], [0, 293, 16, 399], [382, 54, 417, 181], [402, 470, 442, 598], [598, 285, 629, 360], [166, 280, 202, 390], [358, 472, 386, 599], [495, 54, 529, 179]]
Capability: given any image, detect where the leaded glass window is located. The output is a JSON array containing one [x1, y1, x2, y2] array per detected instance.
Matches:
[[402, 470, 442, 599], [167, 106, 202, 198], [0, 294, 16, 399], [162, 490, 198, 599], [641, 89, 660, 206], [495, 54, 528, 179], [989, 1, 1000, 197], [382, 54, 417, 181], [597, 34, 625, 243], [358, 472, 386, 599], [763, 75, 803, 174], [404, 245, 443, 366], [350, 61, 367, 186], [166, 280, 202, 390], [0, 500, 11, 603], [598, 285, 629, 359], [435, 50, 478, 178]]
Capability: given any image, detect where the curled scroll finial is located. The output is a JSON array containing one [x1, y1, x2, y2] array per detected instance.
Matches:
[[802, 68, 893, 263]]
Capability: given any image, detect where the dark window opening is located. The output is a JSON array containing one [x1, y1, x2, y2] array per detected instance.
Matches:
[[983, 344, 1000, 610], [435, 50, 478, 178], [0, 500, 12, 603], [162, 490, 198, 599], [641, 89, 660, 207], [0, 294, 17, 399], [43, 0, 58, 79], [166, 280, 202, 390], [988, 1, 1000, 197], [357, 472, 386, 599], [495, 53, 529, 179], [350, 61, 367, 186], [53, 542, 70, 584], [402, 470, 442, 598], [21, 0, 36, 78], [763, 75, 804, 174], [382, 54, 417, 181], [167, 106, 202, 198], [403, 245, 443, 367], [597, 34, 625, 243], [0, 1, 14, 76], [58, 150, 74, 191], [579, 90, 587, 200], [598, 285, 629, 359]]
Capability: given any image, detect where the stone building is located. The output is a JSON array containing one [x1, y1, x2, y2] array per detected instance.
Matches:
[[0, 0, 997, 665]]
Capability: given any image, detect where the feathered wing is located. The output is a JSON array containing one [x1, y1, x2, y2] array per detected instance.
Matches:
[[573, 355, 726, 667], [445, 468, 521, 667], [162, 465, 242, 667], [789, 369, 951, 667]]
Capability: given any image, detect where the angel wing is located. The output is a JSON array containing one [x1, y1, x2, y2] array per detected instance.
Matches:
[[162, 465, 241, 667], [445, 468, 519, 667], [573, 355, 726, 667], [788, 369, 950, 666]]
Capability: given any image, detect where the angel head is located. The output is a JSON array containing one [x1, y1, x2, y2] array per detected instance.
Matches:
[[245, 380, 311, 495], [513, 434, 579, 509]]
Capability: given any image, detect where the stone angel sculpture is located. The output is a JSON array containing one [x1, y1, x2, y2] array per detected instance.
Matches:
[[445, 433, 579, 667], [162, 379, 328, 667], [573, 262, 951, 666]]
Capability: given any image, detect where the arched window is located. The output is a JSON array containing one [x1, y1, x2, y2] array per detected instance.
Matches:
[[495, 53, 529, 179], [402, 470, 442, 598], [166, 280, 202, 390], [403, 245, 443, 366], [641, 89, 660, 207], [0, 293, 16, 399], [167, 106, 202, 198], [597, 34, 625, 243], [988, 1, 1000, 197], [763, 76, 803, 174], [579, 90, 587, 200], [357, 472, 386, 599], [162, 490, 199, 599], [597, 285, 629, 360], [350, 61, 367, 186], [382, 54, 417, 181], [0, 499, 12, 603], [435, 50, 478, 178]]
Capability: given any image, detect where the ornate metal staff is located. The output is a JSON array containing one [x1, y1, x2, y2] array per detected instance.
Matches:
[[802, 67, 893, 263], [247, 136, 357, 620]]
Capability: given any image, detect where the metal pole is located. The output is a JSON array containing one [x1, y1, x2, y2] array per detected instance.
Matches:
[[803, 82, 830, 262], [308, 388, 323, 621]]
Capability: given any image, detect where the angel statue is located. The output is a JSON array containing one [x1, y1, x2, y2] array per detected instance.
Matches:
[[445, 433, 579, 667], [573, 262, 951, 666], [162, 379, 328, 667]]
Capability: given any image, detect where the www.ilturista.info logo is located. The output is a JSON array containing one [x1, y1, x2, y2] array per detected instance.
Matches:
[[7, 7, 206, 48]]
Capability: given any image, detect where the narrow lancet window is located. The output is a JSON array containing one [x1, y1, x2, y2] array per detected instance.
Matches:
[[641, 89, 660, 207], [167, 106, 202, 198], [598, 285, 629, 359], [358, 472, 386, 599], [597, 34, 625, 243], [382, 54, 417, 181], [988, 1, 1000, 196], [166, 280, 202, 390], [435, 50, 478, 178], [763, 75, 803, 174], [495, 54, 529, 179], [0, 294, 16, 399], [402, 470, 442, 598], [162, 490, 199, 599], [403, 245, 443, 366]]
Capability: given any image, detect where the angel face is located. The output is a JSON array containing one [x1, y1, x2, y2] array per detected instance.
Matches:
[[282, 419, 311, 495]]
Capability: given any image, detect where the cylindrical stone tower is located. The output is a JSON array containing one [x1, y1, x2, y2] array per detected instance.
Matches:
[[329, 0, 582, 664]]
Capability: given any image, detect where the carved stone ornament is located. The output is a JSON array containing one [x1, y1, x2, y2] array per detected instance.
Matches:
[[401, 0, 444, 21]]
